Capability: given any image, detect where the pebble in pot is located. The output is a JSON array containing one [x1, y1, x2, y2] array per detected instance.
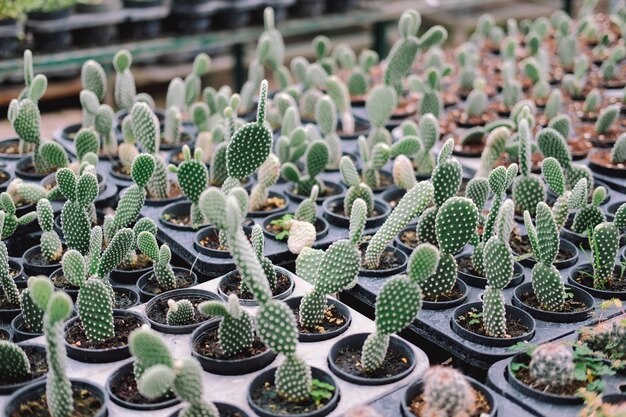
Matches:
[[329, 273, 422, 385]]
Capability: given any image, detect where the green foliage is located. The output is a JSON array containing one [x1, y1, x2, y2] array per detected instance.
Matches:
[[166, 299, 195, 326], [129, 325, 173, 380]]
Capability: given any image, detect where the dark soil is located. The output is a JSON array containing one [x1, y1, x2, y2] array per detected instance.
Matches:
[[199, 229, 228, 251], [111, 367, 174, 405], [251, 197, 287, 213], [577, 124, 620, 147], [51, 273, 79, 290], [590, 150, 626, 170], [293, 183, 340, 198], [291, 304, 347, 335], [117, 254, 152, 271], [0, 141, 25, 155], [9, 386, 103, 417], [457, 255, 483, 278], [18, 162, 55, 175], [568, 137, 593, 158], [0, 346, 48, 385], [574, 271, 626, 292], [221, 271, 291, 300], [25, 250, 62, 266], [251, 379, 332, 416], [333, 345, 411, 378], [0, 329, 8, 340], [399, 230, 418, 249], [147, 296, 212, 325], [360, 247, 403, 271], [142, 271, 194, 296], [65, 315, 143, 350], [193, 326, 268, 360], [512, 359, 587, 396], [510, 234, 574, 262], [113, 289, 136, 309], [519, 291, 589, 313], [408, 386, 491, 417], [423, 282, 465, 302], [456, 307, 530, 338], [0, 171, 9, 185]]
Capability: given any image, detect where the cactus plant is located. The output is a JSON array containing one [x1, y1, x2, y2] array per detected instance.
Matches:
[[358, 135, 421, 189], [340, 155, 374, 217], [529, 342, 575, 388], [129, 324, 173, 382], [198, 294, 254, 357], [37, 198, 63, 263], [282, 140, 329, 197], [422, 366, 476, 417], [0, 192, 37, 240], [168, 145, 209, 227], [611, 133, 626, 164], [28, 276, 74, 417], [365, 85, 397, 146], [512, 119, 545, 216], [362, 275, 422, 371], [166, 299, 195, 326], [249, 153, 280, 212], [61, 226, 134, 343], [589, 207, 626, 289], [285, 187, 319, 255], [0, 339, 32, 382], [20, 286, 44, 333], [315, 94, 343, 169], [392, 155, 417, 191], [113, 49, 136, 111], [137, 231, 177, 292], [594, 104, 620, 136], [364, 181, 434, 269], [571, 181, 606, 235], [482, 199, 515, 338]]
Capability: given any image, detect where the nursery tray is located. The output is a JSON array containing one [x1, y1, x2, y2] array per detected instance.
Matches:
[[0, 275, 431, 416]]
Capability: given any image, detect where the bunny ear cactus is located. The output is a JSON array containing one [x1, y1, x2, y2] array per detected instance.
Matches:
[[137, 231, 177, 291], [572, 185, 606, 235], [0, 340, 31, 382], [591, 221, 620, 290], [362, 275, 422, 372], [199, 294, 254, 357], [251, 224, 278, 290], [80, 89, 100, 129], [113, 49, 136, 110], [0, 213, 20, 307], [482, 199, 515, 338], [282, 140, 329, 198], [129, 325, 173, 380], [226, 80, 273, 179], [315, 94, 342, 169], [249, 153, 280, 212], [366, 85, 397, 146], [594, 104, 619, 135], [81, 59, 106, 103], [168, 146, 209, 227], [393, 155, 417, 190], [37, 198, 63, 263], [512, 119, 545, 216], [29, 277, 74, 417], [20, 287, 44, 333], [524, 202, 566, 311], [0, 193, 38, 239], [361, 136, 421, 189], [414, 113, 438, 174], [166, 299, 195, 326], [611, 134, 626, 164], [541, 157, 570, 231], [364, 181, 434, 269]]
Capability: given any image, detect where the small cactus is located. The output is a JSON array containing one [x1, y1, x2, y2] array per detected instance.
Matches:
[[512, 119, 545, 216], [282, 140, 329, 198], [571, 183, 606, 235], [359, 135, 421, 189], [168, 145, 209, 228], [129, 324, 173, 381], [198, 294, 254, 357], [137, 231, 177, 292], [37, 199, 63, 263], [594, 104, 619, 135], [0, 340, 31, 382], [166, 299, 195, 326], [422, 366, 476, 417], [340, 155, 374, 217], [249, 154, 281, 212], [529, 342, 575, 388], [365, 85, 397, 146], [113, 49, 136, 110]]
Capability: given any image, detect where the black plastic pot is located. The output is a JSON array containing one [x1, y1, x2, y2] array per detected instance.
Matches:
[[169, 402, 250, 417], [359, 245, 408, 278], [109, 260, 153, 286], [109, 162, 132, 183], [144, 288, 219, 334], [248, 191, 289, 218], [190, 319, 277, 375], [122, 0, 163, 39], [561, 212, 599, 249], [401, 376, 498, 417], [27, 8, 73, 52], [422, 279, 469, 310], [137, 267, 198, 302], [248, 366, 339, 417], [328, 333, 416, 385], [568, 264, 626, 300], [512, 283, 594, 323], [515, 238, 579, 269], [50, 267, 79, 301], [14, 156, 54, 180], [290, 0, 325, 17], [11, 314, 42, 342], [5, 378, 108, 416], [0, 169, 12, 192], [194, 224, 253, 258], [0, 137, 32, 160], [507, 352, 583, 404], [285, 180, 345, 204], [380, 186, 407, 207], [65, 309, 147, 363], [325, 0, 354, 13], [217, 267, 294, 306], [8, 258, 24, 283], [323, 197, 391, 229], [284, 296, 352, 342], [0, 344, 47, 395], [262, 213, 329, 243], [456, 255, 525, 289], [22, 244, 62, 277], [113, 286, 141, 309], [60, 122, 81, 141], [451, 302, 536, 347], [159, 201, 203, 231], [106, 360, 180, 410]]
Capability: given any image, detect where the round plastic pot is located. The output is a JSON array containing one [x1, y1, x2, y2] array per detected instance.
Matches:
[[217, 266, 294, 306], [137, 267, 198, 302], [515, 238, 579, 270], [0, 169, 12, 192], [284, 296, 352, 342], [507, 352, 583, 404], [144, 288, 219, 334], [328, 333, 416, 385], [512, 283, 594, 323], [262, 213, 329, 243], [366, 170, 393, 194], [0, 280, 26, 323], [451, 302, 536, 347], [422, 279, 469, 310], [190, 320, 277, 375], [143, 189, 184, 207], [380, 186, 406, 206], [323, 197, 391, 229], [393, 225, 418, 256], [22, 244, 62, 277], [285, 180, 345, 204], [109, 162, 132, 183], [359, 245, 408, 278], [0, 344, 47, 395], [248, 191, 289, 218], [0, 137, 31, 160], [456, 256, 524, 289], [561, 213, 595, 249], [247, 367, 339, 417], [113, 286, 141, 309], [11, 314, 42, 342], [65, 309, 147, 363], [169, 402, 250, 417], [568, 264, 626, 300], [159, 201, 201, 231], [8, 258, 24, 283], [194, 224, 253, 258], [14, 157, 51, 180], [109, 263, 153, 286], [106, 360, 180, 410], [5, 378, 108, 416], [400, 376, 497, 417]]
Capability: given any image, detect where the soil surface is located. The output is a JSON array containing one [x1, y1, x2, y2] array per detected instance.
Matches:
[[147, 296, 212, 325], [9, 387, 103, 417], [457, 256, 483, 278], [142, 271, 194, 296], [111, 367, 174, 405], [360, 247, 403, 271], [577, 124, 620, 147], [291, 304, 347, 335], [66, 315, 143, 350], [408, 386, 491, 417], [0, 346, 48, 385], [117, 254, 152, 271], [25, 250, 63, 266], [147, 182, 182, 201], [51, 273, 79, 291], [456, 307, 530, 338], [329, 202, 384, 219], [574, 271, 626, 292], [293, 184, 340, 198], [194, 326, 268, 360], [399, 230, 418, 249], [221, 271, 291, 300], [113, 289, 137, 309], [251, 197, 286, 213], [250, 380, 332, 416], [113, 163, 131, 177], [333, 345, 411, 378], [161, 211, 191, 226], [519, 291, 589, 313], [423, 282, 465, 302], [590, 150, 626, 170], [510, 234, 574, 262]]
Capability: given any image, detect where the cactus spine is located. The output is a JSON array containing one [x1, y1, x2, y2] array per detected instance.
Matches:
[[529, 342, 575, 388], [422, 366, 476, 417]]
